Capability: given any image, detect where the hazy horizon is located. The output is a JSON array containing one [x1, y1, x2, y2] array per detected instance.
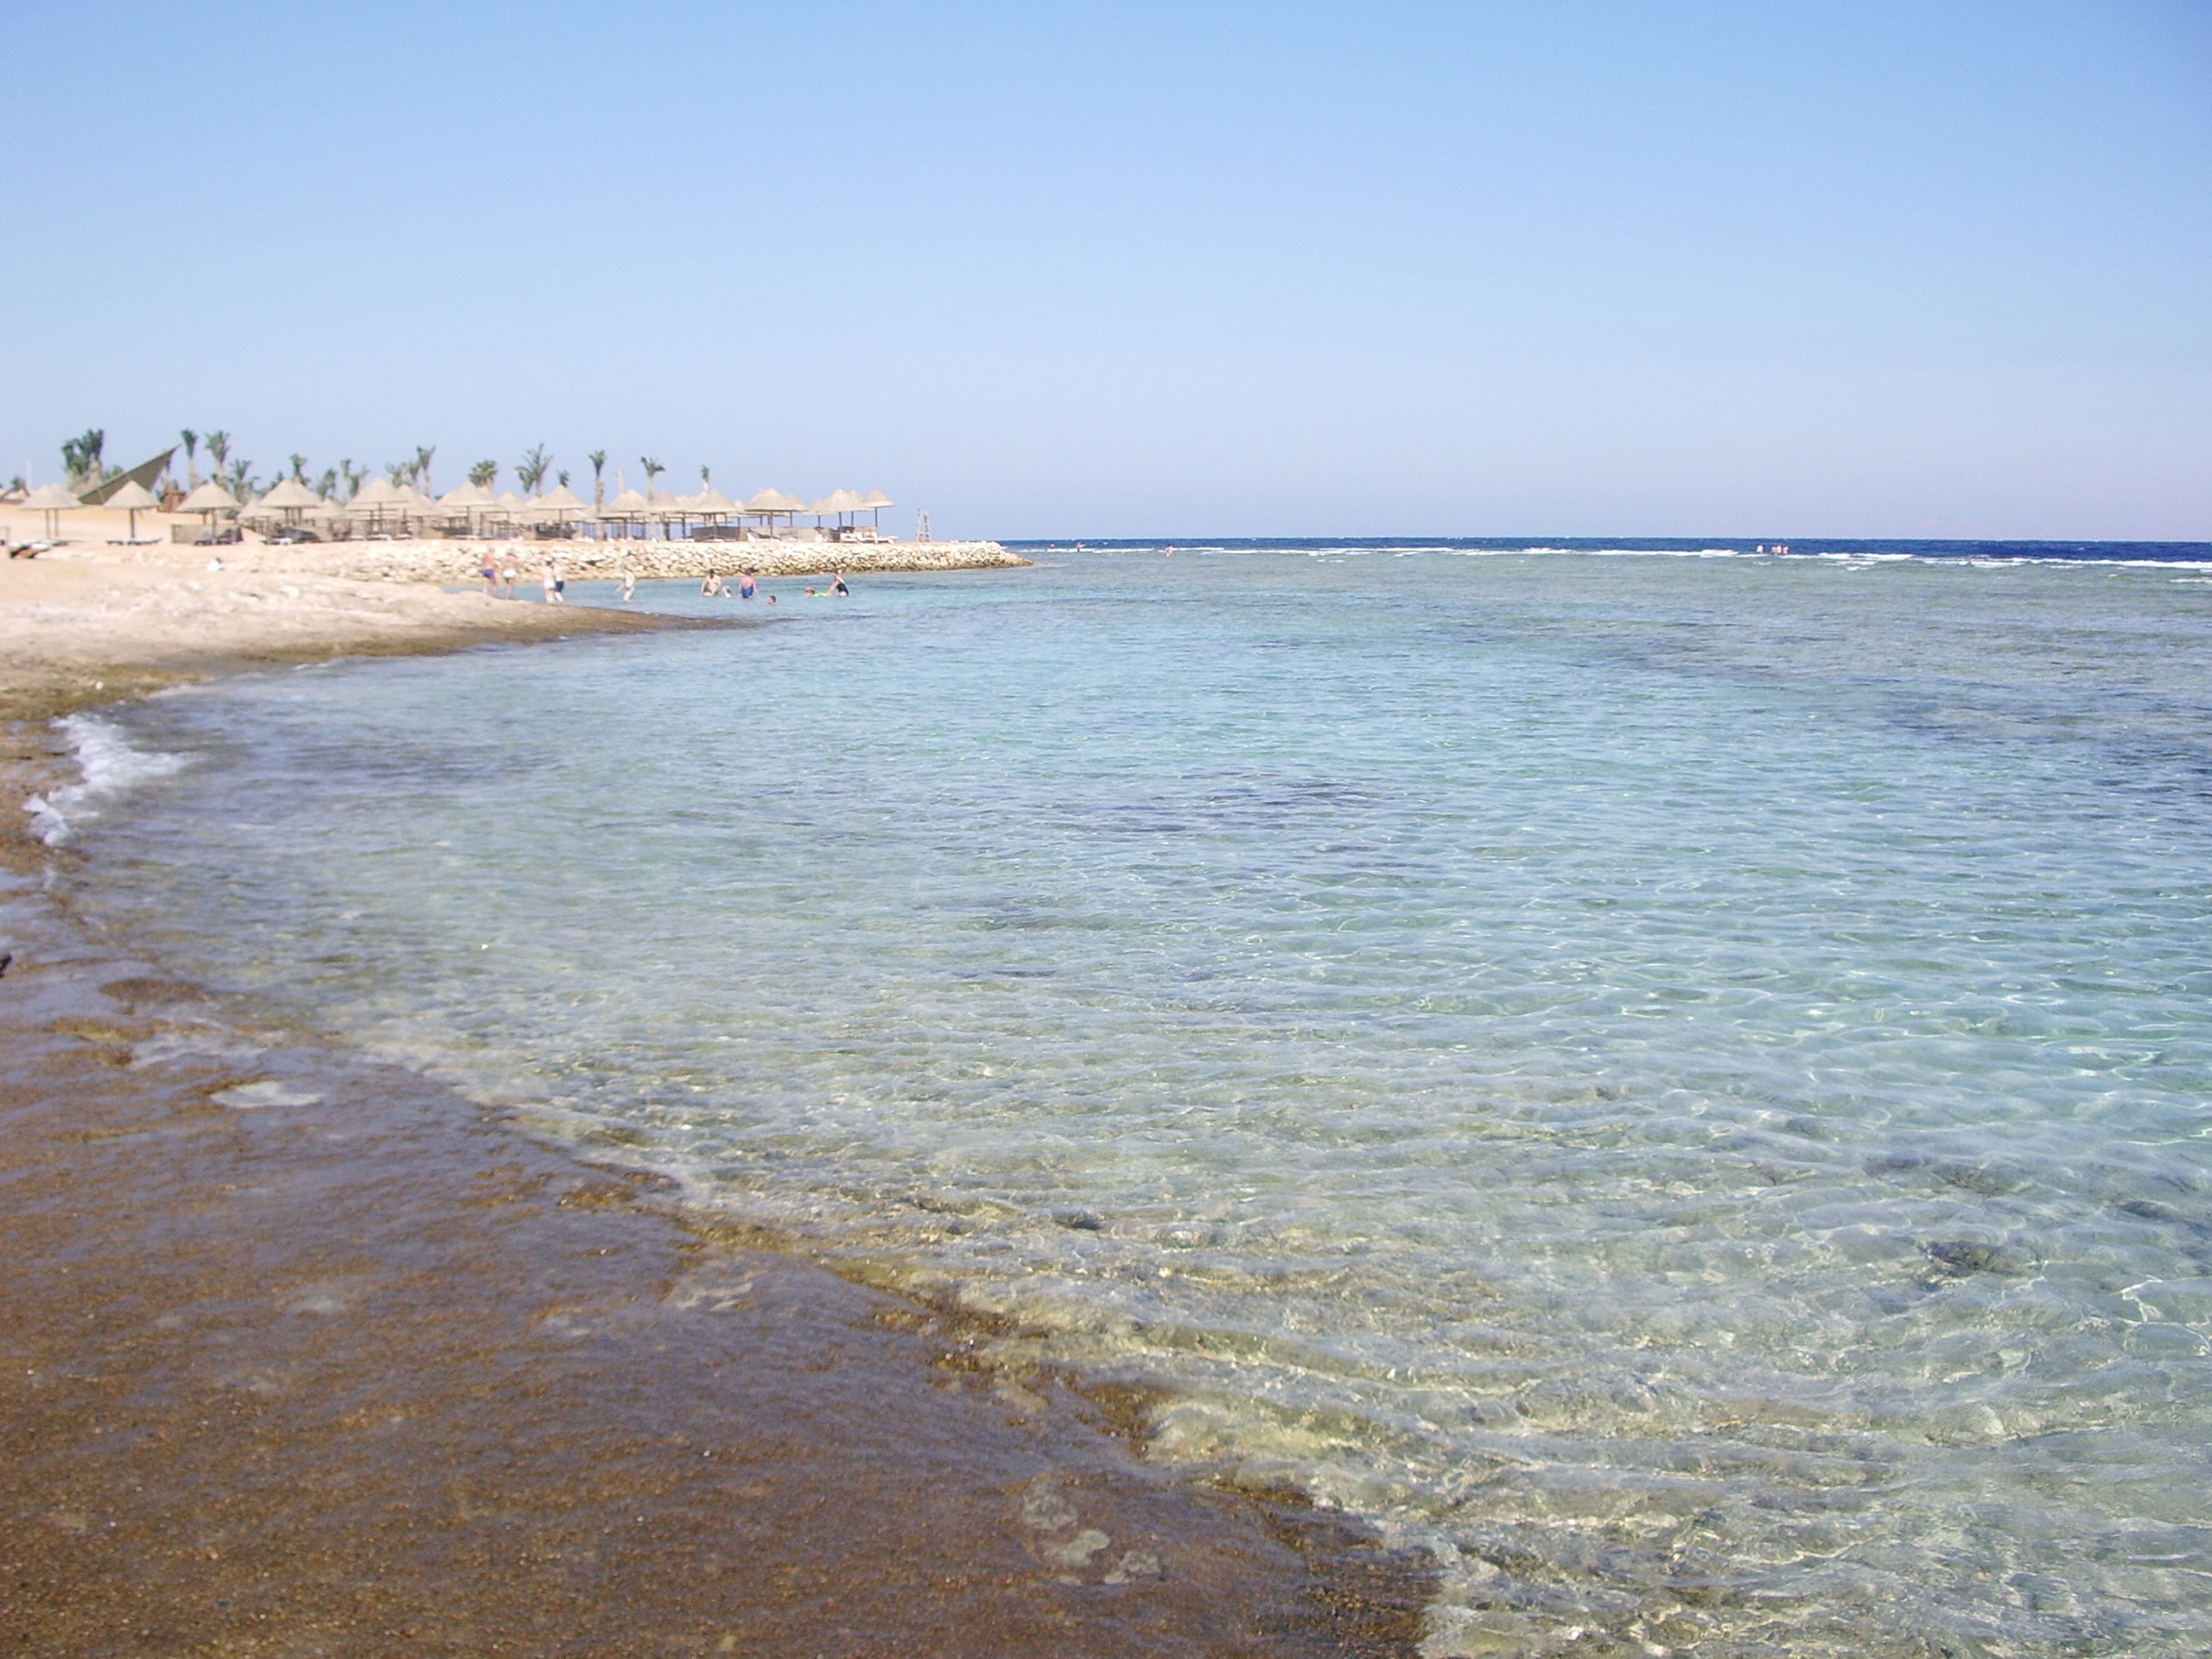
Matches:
[[8, 0, 2206, 542]]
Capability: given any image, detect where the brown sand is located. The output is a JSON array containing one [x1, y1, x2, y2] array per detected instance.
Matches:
[[0, 557, 1432, 1656]]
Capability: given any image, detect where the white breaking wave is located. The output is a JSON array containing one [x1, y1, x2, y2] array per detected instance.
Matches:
[[25, 713, 189, 846]]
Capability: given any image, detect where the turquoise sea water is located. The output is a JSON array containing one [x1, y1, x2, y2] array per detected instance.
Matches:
[[61, 547, 2212, 1656]]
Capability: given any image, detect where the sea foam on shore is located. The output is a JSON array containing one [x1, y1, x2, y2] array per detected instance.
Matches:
[[24, 711, 188, 845]]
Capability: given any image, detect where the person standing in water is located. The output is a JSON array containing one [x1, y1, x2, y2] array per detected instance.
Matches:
[[501, 557, 519, 600], [542, 561, 566, 604], [830, 570, 850, 597], [620, 569, 637, 603], [480, 551, 499, 596], [739, 570, 757, 600]]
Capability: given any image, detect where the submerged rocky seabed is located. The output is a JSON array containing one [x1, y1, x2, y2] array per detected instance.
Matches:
[[61, 546, 2212, 1656]]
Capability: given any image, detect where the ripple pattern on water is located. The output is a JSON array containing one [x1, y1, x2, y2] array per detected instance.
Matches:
[[77, 550, 2212, 1656]]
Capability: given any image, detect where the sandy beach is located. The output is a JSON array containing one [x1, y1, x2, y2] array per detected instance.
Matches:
[[0, 531, 1427, 1656]]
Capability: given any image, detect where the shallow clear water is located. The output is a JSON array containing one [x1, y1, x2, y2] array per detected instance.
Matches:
[[71, 549, 2212, 1655]]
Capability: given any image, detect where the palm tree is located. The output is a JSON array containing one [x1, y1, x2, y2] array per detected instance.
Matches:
[[289, 453, 308, 483], [413, 444, 436, 496], [699, 463, 713, 487], [225, 456, 256, 499], [315, 467, 338, 500], [385, 459, 410, 486], [556, 469, 570, 489], [468, 459, 498, 490], [588, 450, 607, 510], [180, 429, 200, 488], [205, 431, 232, 485], [60, 429, 107, 489], [340, 460, 366, 500], [640, 455, 665, 498], [516, 444, 550, 496]]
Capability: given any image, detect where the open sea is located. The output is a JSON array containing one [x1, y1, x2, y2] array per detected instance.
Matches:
[[51, 541, 2212, 1656]]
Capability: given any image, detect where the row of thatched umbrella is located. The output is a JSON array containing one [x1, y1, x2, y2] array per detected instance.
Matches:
[[20, 479, 167, 538], [15, 478, 894, 540]]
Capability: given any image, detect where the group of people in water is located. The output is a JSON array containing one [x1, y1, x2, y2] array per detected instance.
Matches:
[[476, 556, 849, 605], [696, 569, 849, 601]]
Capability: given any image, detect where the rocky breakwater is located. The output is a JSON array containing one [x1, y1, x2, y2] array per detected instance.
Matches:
[[209, 539, 1027, 583]]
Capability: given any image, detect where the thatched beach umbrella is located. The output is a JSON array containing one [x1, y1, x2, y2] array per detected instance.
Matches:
[[744, 487, 804, 533], [860, 487, 894, 529], [21, 482, 81, 539], [809, 488, 864, 527], [177, 479, 240, 542], [528, 483, 591, 529], [603, 486, 652, 538], [253, 477, 326, 528], [393, 483, 437, 535], [690, 486, 735, 536], [105, 478, 161, 540], [343, 476, 404, 535]]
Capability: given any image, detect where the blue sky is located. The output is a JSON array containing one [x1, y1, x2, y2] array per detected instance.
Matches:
[[4, 1, 2206, 539]]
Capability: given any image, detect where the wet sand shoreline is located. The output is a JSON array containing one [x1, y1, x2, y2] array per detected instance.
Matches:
[[0, 598, 1433, 1655]]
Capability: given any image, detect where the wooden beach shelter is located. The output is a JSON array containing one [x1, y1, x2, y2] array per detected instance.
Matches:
[[744, 487, 805, 535], [343, 475, 404, 535], [527, 483, 592, 536], [393, 482, 437, 537], [688, 486, 736, 537], [809, 488, 865, 529], [603, 486, 652, 539], [252, 477, 326, 530], [860, 488, 894, 530], [104, 479, 162, 541], [434, 481, 495, 537], [21, 482, 81, 539], [177, 479, 241, 543], [652, 493, 687, 539]]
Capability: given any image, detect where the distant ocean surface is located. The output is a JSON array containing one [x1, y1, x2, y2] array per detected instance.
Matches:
[[61, 542, 2212, 1656]]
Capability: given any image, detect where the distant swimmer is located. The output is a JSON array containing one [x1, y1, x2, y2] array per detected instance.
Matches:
[[620, 569, 637, 603], [1165, 544, 1174, 557], [739, 570, 757, 599], [830, 570, 850, 597]]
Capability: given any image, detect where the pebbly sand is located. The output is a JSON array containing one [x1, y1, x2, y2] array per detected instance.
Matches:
[[0, 533, 1429, 1656]]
